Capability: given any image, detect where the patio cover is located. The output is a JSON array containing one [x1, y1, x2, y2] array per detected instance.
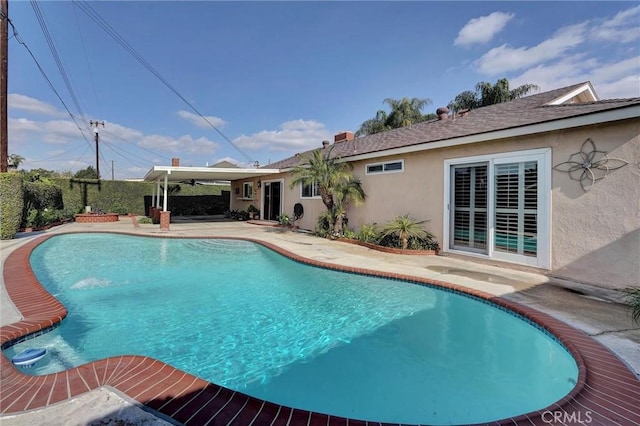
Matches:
[[142, 165, 280, 211]]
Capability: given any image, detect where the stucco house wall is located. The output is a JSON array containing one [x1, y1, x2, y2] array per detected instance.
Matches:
[[276, 117, 638, 289], [547, 119, 639, 288], [223, 83, 639, 289]]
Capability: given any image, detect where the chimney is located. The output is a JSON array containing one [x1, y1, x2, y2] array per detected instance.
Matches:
[[172, 157, 180, 167], [334, 131, 354, 143], [322, 140, 330, 148], [436, 107, 449, 120]]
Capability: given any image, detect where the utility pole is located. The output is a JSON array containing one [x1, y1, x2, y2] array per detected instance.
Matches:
[[111, 160, 114, 181], [0, 0, 8, 173], [90, 120, 104, 179]]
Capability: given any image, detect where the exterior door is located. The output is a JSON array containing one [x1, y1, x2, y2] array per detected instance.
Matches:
[[445, 149, 550, 268], [263, 181, 282, 221]]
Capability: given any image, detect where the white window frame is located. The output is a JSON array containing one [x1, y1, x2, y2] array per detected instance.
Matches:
[[365, 159, 404, 175], [242, 182, 253, 199], [443, 148, 551, 269], [300, 181, 321, 199]]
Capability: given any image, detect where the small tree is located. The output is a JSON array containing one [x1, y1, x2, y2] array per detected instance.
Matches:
[[74, 166, 98, 179], [289, 147, 366, 236], [448, 78, 539, 111], [331, 177, 366, 236], [380, 214, 430, 250]]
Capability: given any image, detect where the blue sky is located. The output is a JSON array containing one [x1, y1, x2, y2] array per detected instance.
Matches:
[[8, 1, 640, 179]]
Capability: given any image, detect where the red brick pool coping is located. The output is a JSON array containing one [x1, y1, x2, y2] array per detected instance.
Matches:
[[1, 233, 639, 425]]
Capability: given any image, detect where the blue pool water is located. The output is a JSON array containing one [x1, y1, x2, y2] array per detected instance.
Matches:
[[5, 234, 578, 424]]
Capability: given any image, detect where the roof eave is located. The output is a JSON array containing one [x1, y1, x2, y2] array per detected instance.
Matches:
[[328, 104, 640, 164]]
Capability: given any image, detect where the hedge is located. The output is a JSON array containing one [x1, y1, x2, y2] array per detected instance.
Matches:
[[54, 179, 229, 215], [0, 173, 24, 239]]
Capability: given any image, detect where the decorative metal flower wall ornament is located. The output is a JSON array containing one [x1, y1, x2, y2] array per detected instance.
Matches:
[[553, 138, 629, 192]]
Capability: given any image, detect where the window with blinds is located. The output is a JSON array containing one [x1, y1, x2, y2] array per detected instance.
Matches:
[[301, 181, 320, 198], [494, 161, 537, 256], [451, 163, 488, 252]]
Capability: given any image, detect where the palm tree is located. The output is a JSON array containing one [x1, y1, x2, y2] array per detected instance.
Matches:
[[289, 147, 351, 211], [356, 97, 434, 136], [331, 176, 366, 236], [449, 78, 539, 111], [380, 214, 430, 250], [289, 147, 366, 236], [383, 97, 432, 129], [8, 154, 25, 169], [355, 110, 388, 137]]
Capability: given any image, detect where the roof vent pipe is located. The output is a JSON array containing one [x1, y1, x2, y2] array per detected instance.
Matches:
[[436, 107, 449, 120]]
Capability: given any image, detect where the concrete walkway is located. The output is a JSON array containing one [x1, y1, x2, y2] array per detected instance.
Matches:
[[1, 219, 638, 425]]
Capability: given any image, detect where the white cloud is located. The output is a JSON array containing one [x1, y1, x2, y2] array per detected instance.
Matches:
[[99, 122, 144, 144], [476, 23, 587, 75], [591, 6, 640, 43], [8, 117, 86, 145], [139, 134, 219, 155], [233, 119, 332, 152], [8, 94, 66, 117], [509, 55, 640, 99], [177, 110, 226, 129], [454, 12, 514, 47]]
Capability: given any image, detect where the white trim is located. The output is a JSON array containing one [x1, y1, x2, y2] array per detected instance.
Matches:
[[242, 182, 254, 199], [443, 148, 551, 269], [365, 159, 404, 175], [546, 83, 598, 105], [261, 178, 285, 221]]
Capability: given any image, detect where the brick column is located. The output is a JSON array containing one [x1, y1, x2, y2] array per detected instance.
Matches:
[[160, 211, 171, 231], [152, 208, 161, 224]]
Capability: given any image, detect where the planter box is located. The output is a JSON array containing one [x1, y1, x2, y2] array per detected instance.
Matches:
[[74, 213, 120, 223], [338, 238, 438, 255]]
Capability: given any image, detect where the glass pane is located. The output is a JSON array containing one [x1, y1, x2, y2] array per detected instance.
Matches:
[[451, 164, 488, 252], [384, 162, 403, 171], [494, 161, 537, 257], [367, 164, 384, 173]]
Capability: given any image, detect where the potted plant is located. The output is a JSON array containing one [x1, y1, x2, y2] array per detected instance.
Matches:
[[247, 204, 260, 220], [278, 212, 290, 227]]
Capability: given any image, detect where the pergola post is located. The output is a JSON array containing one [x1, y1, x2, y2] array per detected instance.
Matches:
[[160, 172, 171, 231]]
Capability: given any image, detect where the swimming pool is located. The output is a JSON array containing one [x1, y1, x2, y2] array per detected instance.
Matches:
[[5, 233, 578, 424]]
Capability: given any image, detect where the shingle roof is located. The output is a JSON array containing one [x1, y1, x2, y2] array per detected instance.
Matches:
[[264, 82, 640, 170]]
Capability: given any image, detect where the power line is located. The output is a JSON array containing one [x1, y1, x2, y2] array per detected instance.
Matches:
[[72, 0, 255, 164], [30, 0, 89, 132], [100, 129, 171, 164], [72, 1, 101, 117], [7, 16, 93, 150]]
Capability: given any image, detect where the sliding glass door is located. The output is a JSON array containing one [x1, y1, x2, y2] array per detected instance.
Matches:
[[446, 149, 550, 268]]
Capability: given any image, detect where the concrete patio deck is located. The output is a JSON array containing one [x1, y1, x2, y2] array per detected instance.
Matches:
[[1, 218, 638, 425]]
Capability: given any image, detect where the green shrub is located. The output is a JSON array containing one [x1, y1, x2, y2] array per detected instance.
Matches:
[[315, 211, 334, 238], [622, 287, 640, 325], [23, 181, 64, 211], [377, 214, 439, 251], [342, 228, 357, 239], [357, 223, 379, 243], [0, 173, 24, 239], [22, 181, 64, 227], [278, 212, 291, 226]]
